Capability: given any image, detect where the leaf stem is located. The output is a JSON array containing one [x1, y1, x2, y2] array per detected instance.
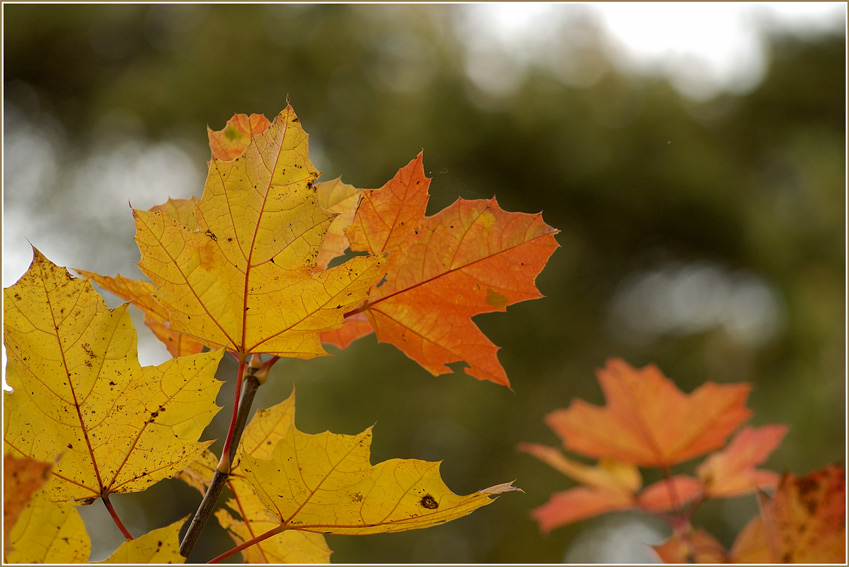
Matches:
[[207, 524, 286, 564], [180, 354, 264, 558], [218, 353, 249, 474], [102, 494, 133, 540]]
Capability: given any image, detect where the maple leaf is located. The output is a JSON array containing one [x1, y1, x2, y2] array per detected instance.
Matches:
[[728, 515, 772, 563], [179, 392, 331, 563], [518, 444, 701, 530], [3, 455, 52, 558], [95, 518, 187, 564], [238, 391, 521, 537], [133, 105, 386, 358], [544, 358, 752, 467], [78, 197, 208, 358], [3, 249, 224, 503], [652, 526, 727, 563], [696, 424, 787, 498], [637, 475, 702, 511], [322, 152, 559, 386], [755, 464, 845, 563], [4, 489, 90, 563], [76, 269, 206, 358], [6, 481, 186, 565]]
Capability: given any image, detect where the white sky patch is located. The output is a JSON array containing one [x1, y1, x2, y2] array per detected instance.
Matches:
[[460, 2, 846, 100]]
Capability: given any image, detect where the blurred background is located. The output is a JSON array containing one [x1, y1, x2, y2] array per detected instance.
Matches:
[[3, 3, 846, 563]]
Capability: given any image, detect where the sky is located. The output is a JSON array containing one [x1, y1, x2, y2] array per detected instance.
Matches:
[[469, 2, 846, 99]]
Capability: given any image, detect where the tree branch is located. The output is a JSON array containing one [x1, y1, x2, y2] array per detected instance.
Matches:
[[179, 357, 263, 559]]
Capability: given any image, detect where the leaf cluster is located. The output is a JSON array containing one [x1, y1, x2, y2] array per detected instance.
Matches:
[[519, 358, 845, 563], [3, 104, 551, 563]]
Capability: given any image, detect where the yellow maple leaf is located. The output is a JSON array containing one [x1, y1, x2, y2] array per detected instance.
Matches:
[[5, 490, 90, 563], [133, 105, 385, 358], [179, 393, 331, 563], [6, 483, 186, 565], [95, 518, 187, 564], [240, 393, 521, 537], [3, 249, 224, 503]]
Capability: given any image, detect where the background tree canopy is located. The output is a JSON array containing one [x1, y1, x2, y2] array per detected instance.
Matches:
[[3, 3, 845, 563]]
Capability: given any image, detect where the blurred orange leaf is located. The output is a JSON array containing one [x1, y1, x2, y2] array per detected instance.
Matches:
[[760, 464, 845, 563], [728, 515, 771, 563], [637, 476, 702, 512], [545, 358, 752, 467], [529, 486, 634, 533], [697, 424, 787, 498], [653, 527, 727, 563]]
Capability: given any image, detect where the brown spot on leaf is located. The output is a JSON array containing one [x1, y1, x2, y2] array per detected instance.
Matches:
[[420, 494, 438, 509]]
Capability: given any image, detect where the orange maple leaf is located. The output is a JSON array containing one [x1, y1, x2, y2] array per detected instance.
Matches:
[[697, 424, 787, 498], [756, 464, 845, 563], [322, 153, 559, 387], [544, 358, 752, 467], [652, 527, 727, 563], [719, 464, 845, 563]]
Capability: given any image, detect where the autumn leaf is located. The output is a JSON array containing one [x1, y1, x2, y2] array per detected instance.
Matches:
[[323, 152, 559, 386], [527, 485, 633, 533], [208, 113, 272, 161], [95, 518, 187, 564], [5, 489, 90, 563], [758, 464, 845, 563], [728, 515, 772, 563], [239, 391, 521, 537], [518, 444, 701, 530], [544, 358, 752, 467], [517, 444, 640, 495], [3, 249, 224, 503], [133, 105, 386, 358], [3, 455, 52, 558], [697, 424, 787, 498], [179, 392, 331, 563], [77, 197, 207, 358], [7, 484, 186, 565], [345, 152, 430, 255], [652, 527, 727, 563], [76, 269, 206, 358], [637, 476, 702, 511], [313, 177, 363, 272]]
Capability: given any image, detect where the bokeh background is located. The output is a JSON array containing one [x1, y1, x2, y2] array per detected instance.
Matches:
[[3, 3, 846, 563]]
